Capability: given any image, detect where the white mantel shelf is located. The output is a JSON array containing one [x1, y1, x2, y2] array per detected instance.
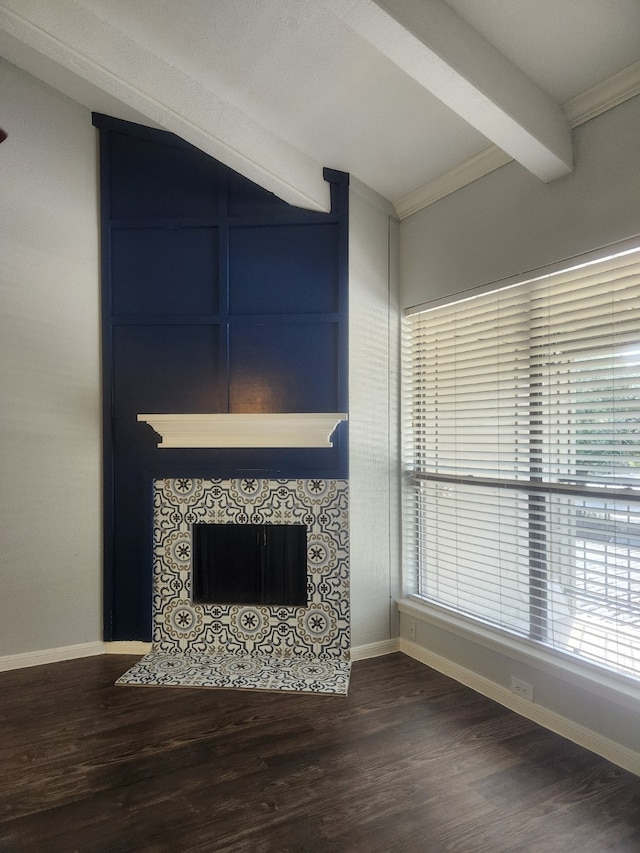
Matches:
[[137, 413, 348, 449]]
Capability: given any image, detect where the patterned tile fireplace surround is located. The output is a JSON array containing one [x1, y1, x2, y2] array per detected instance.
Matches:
[[117, 477, 350, 694]]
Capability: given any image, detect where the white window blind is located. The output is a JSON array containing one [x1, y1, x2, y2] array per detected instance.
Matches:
[[404, 242, 640, 680]]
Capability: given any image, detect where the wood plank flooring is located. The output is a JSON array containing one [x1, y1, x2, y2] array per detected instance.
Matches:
[[1, 652, 639, 852]]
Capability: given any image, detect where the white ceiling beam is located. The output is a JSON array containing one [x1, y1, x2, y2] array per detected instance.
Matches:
[[0, 2, 331, 212], [335, 0, 573, 182]]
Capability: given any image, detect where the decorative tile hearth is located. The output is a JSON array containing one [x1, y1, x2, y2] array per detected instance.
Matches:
[[116, 651, 351, 694], [117, 477, 350, 695]]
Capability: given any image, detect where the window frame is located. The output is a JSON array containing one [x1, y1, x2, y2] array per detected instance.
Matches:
[[403, 236, 640, 685]]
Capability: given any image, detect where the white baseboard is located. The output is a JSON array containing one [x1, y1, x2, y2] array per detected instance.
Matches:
[[0, 640, 153, 672], [0, 641, 105, 672], [103, 641, 152, 655], [2, 639, 396, 672], [351, 638, 400, 661], [399, 638, 640, 778]]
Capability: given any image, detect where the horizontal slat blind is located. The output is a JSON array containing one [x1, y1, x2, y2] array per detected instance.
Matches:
[[404, 243, 640, 680]]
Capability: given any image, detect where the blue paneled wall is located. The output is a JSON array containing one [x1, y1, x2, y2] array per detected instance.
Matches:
[[94, 115, 349, 641]]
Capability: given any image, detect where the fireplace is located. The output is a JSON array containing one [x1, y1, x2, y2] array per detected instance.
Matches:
[[117, 477, 350, 693], [192, 522, 308, 607]]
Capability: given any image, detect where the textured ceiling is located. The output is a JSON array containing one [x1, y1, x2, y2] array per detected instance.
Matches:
[[1, 0, 639, 216]]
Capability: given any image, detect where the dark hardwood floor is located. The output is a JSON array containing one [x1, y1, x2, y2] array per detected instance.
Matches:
[[1, 652, 639, 852]]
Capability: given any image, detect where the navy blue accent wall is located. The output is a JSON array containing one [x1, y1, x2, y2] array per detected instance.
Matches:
[[93, 115, 349, 641]]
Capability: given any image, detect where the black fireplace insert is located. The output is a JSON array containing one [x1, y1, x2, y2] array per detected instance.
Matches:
[[192, 523, 308, 607]]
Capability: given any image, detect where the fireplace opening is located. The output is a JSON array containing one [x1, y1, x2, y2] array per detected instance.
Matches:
[[192, 523, 308, 607]]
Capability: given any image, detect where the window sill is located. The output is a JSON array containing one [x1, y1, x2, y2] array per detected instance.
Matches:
[[398, 596, 640, 712]]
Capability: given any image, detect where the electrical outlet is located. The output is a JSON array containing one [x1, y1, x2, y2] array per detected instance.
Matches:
[[407, 618, 416, 642], [510, 677, 534, 702]]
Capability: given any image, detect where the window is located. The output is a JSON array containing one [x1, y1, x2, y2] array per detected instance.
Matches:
[[404, 240, 640, 681]]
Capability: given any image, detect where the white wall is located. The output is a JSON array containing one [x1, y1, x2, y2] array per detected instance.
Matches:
[[0, 59, 102, 658], [349, 181, 401, 650], [398, 95, 640, 772], [402, 96, 640, 308]]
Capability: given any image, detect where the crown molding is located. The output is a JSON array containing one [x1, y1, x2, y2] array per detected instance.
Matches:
[[563, 59, 640, 128], [394, 146, 512, 219], [395, 60, 640, 220]]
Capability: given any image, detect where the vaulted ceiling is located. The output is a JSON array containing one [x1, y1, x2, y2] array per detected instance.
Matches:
[[1, 0, 639, 217]]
